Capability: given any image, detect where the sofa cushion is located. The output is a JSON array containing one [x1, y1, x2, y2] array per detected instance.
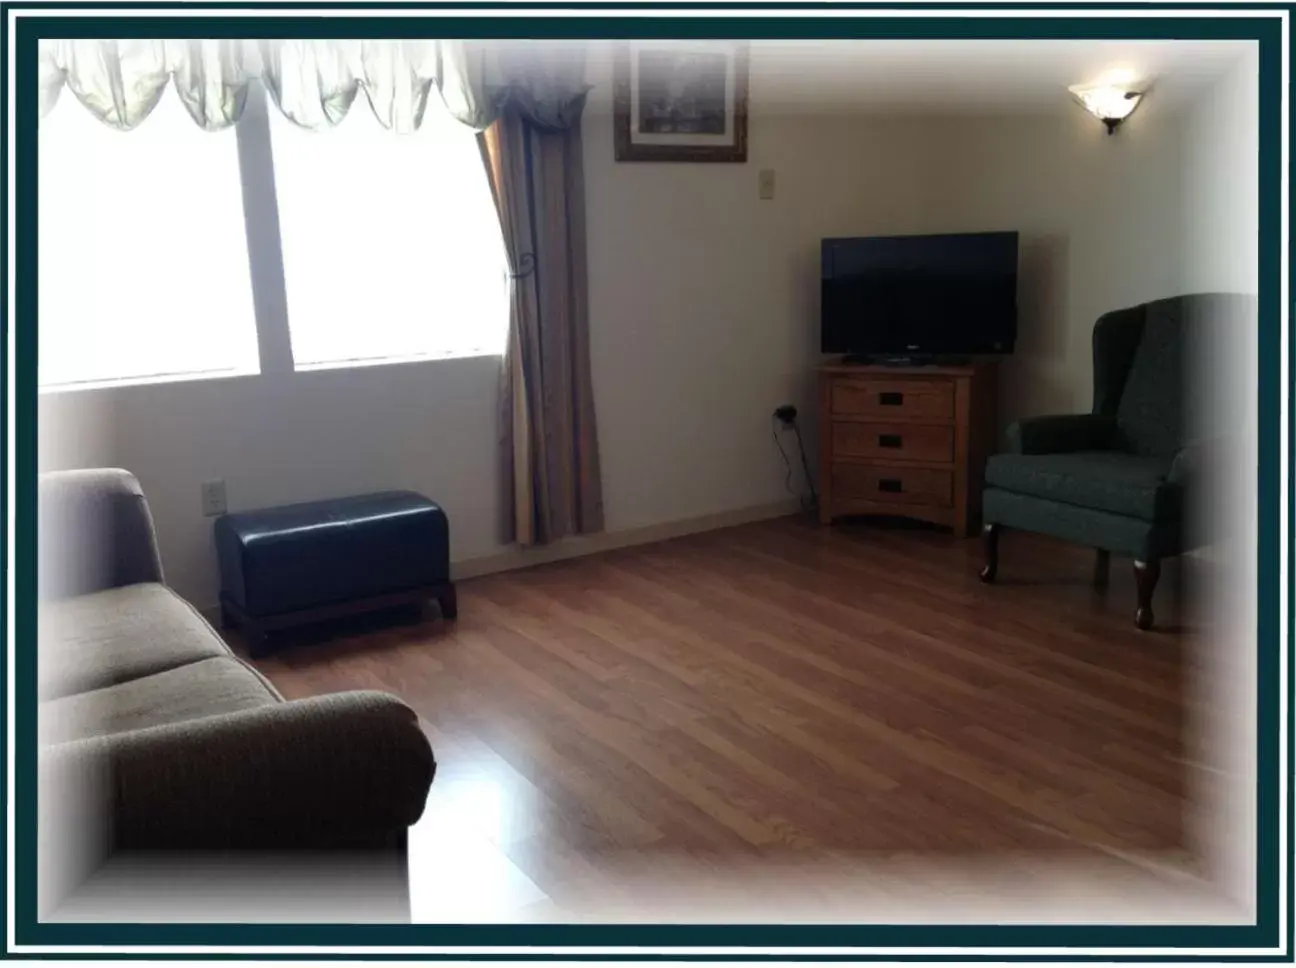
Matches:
[[39, 583, 233, 700], [984, 450, 1180, 521], [40, 657, 281, 745]]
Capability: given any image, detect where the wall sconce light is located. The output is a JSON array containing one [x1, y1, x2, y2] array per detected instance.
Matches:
[[1068, 82, 1144, 135]]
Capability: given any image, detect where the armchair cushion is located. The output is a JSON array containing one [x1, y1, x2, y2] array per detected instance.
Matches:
[[984, 450, 1180, 521], [1008, 413, 1114, 454], [982, 488, 1182, 561]]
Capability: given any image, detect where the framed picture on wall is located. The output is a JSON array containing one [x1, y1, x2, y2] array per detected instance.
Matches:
[[614, 42, 749, 162]]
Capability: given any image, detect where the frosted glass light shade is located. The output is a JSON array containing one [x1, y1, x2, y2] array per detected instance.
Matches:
[[1068, 84, 1143, 133]]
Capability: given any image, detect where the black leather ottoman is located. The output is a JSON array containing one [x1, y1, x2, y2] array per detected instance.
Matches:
[[214, 491, 455, 654]]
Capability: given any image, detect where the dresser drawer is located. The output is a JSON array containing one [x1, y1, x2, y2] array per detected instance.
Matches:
[[831, 379, 954, 422], [831, 464, 953, 507], [831, 422, 954, 464]]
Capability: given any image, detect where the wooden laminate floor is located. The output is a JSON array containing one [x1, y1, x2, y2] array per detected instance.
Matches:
[[243, 516, 1234, 923]]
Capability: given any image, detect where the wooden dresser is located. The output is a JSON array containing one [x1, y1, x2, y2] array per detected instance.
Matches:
[[817, 361, 997, 536]]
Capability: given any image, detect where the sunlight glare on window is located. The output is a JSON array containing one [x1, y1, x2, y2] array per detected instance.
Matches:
[[269, 98, 510, 369], [38, 87, 259, 390]]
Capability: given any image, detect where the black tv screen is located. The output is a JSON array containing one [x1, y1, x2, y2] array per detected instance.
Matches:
[[821, 232, 1019, 356]]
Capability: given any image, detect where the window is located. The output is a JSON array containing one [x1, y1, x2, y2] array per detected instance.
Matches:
[[38, 83, 509, 391], [38, 87, 260, 390], [270, 102, 509, 369]]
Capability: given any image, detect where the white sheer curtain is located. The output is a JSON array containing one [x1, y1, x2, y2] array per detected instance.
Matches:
[[37, 39, 516, 134]]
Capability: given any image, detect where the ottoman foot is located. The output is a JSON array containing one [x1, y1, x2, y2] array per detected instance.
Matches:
[[437, 584, 458, 622], [220, 595, 271, 658], [245, 626, 272, 659]]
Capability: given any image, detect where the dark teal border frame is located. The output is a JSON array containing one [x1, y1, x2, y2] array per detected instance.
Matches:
[[2, 5, 1289, 960]]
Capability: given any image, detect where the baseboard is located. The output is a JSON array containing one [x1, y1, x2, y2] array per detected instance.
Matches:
[[450, 499, 804, 581], [196, 499, 804, 622]]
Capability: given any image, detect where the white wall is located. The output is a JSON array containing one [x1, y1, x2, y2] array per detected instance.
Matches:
[[1177, 46, 1260, 918], [584, 42, 1199, 526], [40, 43, 1230, 610], [1180, 47, 1260, 295], [583, 45, 948, 531], [40, 46, 956, 608], [39, 357, 506, 605], [919, 105, 1189, 428]]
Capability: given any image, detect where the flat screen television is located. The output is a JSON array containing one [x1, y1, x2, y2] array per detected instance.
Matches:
[[821, 231, 1019, 359]]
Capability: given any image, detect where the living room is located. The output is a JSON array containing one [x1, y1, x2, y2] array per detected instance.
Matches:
[[33, 34, 1262, 930]]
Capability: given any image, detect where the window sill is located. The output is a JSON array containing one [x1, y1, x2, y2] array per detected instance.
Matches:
[[37, 349, 505, 396], [291, 349, 504, 375], [38, 366, 261, 396]]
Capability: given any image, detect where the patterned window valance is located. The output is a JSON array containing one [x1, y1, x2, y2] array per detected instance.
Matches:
[[38, 39, 590, 134]]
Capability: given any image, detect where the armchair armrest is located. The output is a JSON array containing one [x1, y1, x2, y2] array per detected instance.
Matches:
[[1168, 437, 1226, 487], [1007, 414, 1115, 455], [41, 691, 435, 850], [39, 468, 163, 600]]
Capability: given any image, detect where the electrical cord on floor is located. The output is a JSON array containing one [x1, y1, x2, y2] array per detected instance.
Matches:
[[772, 418, 796, 497], [792, 420, 819, 510], [772, 415, 819, 514]]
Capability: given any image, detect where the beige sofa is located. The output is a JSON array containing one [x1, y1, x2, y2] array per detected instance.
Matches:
[[37, 469, 435, 916]]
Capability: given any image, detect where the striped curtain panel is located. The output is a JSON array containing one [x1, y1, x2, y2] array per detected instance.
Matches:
[[479, 90, 604, 547]]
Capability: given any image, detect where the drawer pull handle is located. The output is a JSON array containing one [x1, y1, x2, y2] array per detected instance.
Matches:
[[879, 392, 904, 406], [878, 434, 902, 449], [878, 478, 903, 494]]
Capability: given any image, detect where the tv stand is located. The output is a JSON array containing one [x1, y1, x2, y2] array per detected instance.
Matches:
[[818, 360, 997, 536]]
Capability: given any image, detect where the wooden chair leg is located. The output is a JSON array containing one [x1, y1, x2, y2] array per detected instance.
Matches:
[[978, 523, 1000, 583], [1093, 549, 1111, 589], [1134, 558, 1161, 630]]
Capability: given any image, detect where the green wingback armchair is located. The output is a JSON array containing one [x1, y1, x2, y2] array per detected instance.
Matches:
[[979, 293, 1247, 630]]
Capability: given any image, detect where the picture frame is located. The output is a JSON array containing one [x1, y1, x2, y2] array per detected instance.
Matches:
[[614, 42, 749, 163]]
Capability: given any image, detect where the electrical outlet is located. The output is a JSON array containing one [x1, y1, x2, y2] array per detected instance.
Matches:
[[201, 479, 227, 517], [758, 169, 776, 200]]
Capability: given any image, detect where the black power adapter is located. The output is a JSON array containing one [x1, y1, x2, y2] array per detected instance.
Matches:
[[773, 404, 798, 425]]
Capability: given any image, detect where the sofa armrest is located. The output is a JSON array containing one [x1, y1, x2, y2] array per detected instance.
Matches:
[[39, 468, 164, 600], [1007, 414, 1115, 455], [41, 691, 435, 850]]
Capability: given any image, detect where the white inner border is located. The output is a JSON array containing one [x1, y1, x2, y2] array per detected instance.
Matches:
[[7, 5, 1290, 959]]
